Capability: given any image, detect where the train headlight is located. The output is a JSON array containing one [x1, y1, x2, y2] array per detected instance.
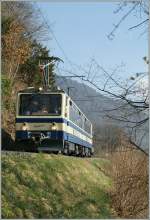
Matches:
[[51, 122, 57, 130], [22, 123, 28, 131]]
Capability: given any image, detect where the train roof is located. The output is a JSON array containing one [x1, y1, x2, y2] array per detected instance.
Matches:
[[18, 87, 65, 94]]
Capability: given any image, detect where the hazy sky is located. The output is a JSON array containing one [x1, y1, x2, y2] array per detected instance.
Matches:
[[37, 2, 148, 87]]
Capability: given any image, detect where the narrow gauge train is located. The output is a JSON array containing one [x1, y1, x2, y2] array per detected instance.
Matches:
[[15, 87, 93, 156]]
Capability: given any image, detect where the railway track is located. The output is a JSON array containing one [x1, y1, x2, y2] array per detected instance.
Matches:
[[1, 150, 106, 159]]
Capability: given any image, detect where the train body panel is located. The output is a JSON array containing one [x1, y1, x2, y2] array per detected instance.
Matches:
[[15, 88, 93, 155]]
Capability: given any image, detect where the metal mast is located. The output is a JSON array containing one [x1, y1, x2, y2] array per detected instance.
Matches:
[[39, 60, 52, 88]]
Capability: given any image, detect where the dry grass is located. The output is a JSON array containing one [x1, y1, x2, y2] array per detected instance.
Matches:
[[109, 147, 149, 218]]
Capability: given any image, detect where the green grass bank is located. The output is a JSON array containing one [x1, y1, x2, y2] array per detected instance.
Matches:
[[2, 152, 113, 218]]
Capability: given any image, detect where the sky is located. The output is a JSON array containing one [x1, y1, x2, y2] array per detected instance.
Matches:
[[37, 2, 148, 89]]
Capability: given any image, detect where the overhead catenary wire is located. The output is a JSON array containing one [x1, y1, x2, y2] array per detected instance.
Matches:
[[35, 2, 82, 98], [34, 2, 95, 100], [44, 14, 99, 98], [34, 2, 77, 71]]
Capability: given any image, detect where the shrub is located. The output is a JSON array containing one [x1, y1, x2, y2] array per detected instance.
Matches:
[[1, 74, 12, 110], [110, 148, 148, 218]]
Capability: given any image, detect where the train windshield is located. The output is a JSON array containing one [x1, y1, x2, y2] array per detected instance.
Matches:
[[19, 94, 62, 116]]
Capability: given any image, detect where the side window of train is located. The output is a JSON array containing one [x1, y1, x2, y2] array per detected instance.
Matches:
[[78, 111, 83, 128], [69, 102, 84, 129], [84, 118, 91, 134], [69, 102, 78, 126], [69, 100, 74, 121]]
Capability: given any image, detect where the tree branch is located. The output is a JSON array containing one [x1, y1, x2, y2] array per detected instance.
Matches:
[[129, 18, 149, 30]]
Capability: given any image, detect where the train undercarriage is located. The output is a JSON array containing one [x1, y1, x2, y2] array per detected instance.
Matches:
[[15, 139, 93, 157]]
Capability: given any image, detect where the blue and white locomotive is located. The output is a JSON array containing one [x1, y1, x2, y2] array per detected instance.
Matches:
[[15, 87, 93, 156]]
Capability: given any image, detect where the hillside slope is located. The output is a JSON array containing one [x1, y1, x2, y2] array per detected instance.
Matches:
[[2, 152, 113, 219]]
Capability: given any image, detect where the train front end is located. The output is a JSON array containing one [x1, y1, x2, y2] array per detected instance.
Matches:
[[15, 89, 65, 153]]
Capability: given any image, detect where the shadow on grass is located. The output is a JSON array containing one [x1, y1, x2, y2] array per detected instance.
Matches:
[[2, 129, 16, 151]]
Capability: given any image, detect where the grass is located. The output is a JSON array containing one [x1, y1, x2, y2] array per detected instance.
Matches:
[[2, 152, 113, 218]]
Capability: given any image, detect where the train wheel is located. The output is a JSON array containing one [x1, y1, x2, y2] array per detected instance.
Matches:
[[88, 149, 91, 157], [75, 146, 79, 156], [81, 147, 85, 157], [63, 146, 69, 155], [86, 148, 91, 157], [85, 147, 89, 157]]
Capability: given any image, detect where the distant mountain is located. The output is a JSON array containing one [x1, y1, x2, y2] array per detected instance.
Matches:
[[56, 76, 149, 152]]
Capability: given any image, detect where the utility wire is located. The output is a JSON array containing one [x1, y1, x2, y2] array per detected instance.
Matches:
[[36, 2, 97, 100], [35, 2, 94, 100], [35, 2, 80, 98], [34, 2, 76, 71]]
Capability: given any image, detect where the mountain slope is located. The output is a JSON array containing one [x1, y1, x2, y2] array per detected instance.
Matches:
[[2, 152, 113, 219]]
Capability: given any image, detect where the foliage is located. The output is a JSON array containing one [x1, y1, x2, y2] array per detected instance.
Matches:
[[2, 75, 11, 97], [1, 74, 12, 110], [2, 2, 61, 90], [18, 40, 61, 88], [2, 20, 31, 85], [1, 17, 13, 36]]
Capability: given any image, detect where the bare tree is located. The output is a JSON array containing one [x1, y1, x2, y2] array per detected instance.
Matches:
[[1, 1, 51, 87], [58, 59, 148, 153], [108, 1, 149, 40], [87, 60, 148, 152], [1, 1, 49, 41], [93, 123, 123, 156]]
